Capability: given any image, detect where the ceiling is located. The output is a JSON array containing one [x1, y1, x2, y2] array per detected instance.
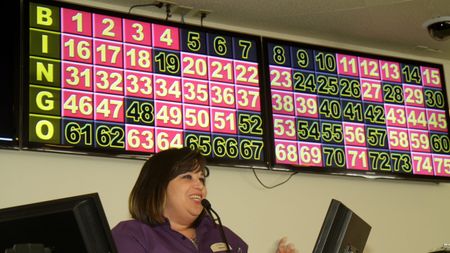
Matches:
[[68, 0, 450, 61]]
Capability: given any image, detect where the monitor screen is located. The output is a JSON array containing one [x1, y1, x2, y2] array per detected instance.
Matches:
[[23, 0, 266, 166], [0, 193, 118, 253], [313, 199, 371, 253], [264, 37, 450, 181]]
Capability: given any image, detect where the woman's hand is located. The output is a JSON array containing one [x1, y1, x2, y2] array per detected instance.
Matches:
[[276, 237, 298, 253]]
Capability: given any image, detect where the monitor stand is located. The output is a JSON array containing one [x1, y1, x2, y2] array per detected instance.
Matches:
[[5, 244, 52, 253]]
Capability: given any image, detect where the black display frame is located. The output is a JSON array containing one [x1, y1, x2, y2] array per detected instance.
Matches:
[[21, 0, 270, 168], [312, 199, 371, 253], [262, 37, 450, 182], [0, 0, 21, 150], [0, 193, 118, 253]]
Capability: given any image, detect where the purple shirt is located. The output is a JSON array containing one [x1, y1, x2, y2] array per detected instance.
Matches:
[[111, 215, 248, 253]]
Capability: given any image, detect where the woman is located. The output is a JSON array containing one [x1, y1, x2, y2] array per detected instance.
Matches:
[[112, 147, 297, 253]]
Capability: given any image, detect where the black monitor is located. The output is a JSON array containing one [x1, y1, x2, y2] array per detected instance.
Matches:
[[313, 199, 371, 253], [0, 0, 19, 148], [0, 193, 118, 253]]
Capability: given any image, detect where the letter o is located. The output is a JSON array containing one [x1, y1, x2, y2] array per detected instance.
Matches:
[[35, 120, 54, 140]]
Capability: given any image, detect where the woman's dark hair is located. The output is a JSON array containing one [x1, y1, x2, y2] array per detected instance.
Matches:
[[129, 147, 209, 225]]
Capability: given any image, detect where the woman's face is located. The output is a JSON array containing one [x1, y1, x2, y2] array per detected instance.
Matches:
[[164, 170, 207, 225]]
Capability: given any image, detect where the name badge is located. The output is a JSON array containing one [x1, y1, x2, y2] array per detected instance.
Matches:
[[210, 242, 232, 252]]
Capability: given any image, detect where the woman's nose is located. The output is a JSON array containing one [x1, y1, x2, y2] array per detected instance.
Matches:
[[193, 178, 204, 188]]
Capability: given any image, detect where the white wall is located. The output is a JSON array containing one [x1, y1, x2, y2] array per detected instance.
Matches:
[[3, 1, 450, 252]]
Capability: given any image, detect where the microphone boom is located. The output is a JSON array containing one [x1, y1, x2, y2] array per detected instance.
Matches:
[[201, 199, 231, 253]]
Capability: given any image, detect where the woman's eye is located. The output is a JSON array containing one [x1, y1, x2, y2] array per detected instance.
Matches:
[[181, 174, 192, 179]]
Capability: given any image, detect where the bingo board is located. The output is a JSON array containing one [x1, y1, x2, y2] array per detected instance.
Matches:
[[265, 38, 450, 179], [21, 0, 450, 180], [25, 0, 266, 165]]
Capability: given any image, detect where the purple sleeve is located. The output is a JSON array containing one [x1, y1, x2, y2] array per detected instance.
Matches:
[[111, 221, 149, 253]]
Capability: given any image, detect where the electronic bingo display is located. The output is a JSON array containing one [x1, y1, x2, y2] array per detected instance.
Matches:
[[26, 0, 265, 164], [265, 38, 450, 179]]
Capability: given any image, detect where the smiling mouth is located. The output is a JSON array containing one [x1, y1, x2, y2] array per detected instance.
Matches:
[[190, 195, 202, 201]]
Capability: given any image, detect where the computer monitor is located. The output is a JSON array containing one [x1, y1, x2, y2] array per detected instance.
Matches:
[[313, 199, 371, 253], [0, 193, 118, 253]]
